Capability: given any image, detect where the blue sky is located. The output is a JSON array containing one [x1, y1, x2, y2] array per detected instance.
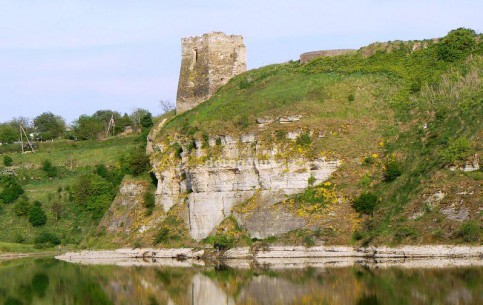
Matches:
[[0, 0, 481, 123]]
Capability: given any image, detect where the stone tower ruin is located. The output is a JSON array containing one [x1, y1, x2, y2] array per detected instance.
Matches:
[[176, 32, 247, 114]]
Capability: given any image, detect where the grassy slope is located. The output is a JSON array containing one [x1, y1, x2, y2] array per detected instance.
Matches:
[[156, 31, 482, 245], [0, 136, 138, 247]]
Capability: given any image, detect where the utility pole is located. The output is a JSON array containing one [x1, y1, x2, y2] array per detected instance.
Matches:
[[107, 115, 116, 137], [19, 124, 35, 153]]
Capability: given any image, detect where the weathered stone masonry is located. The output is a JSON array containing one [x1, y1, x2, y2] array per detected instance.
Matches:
[[176, 32, 247, 114]]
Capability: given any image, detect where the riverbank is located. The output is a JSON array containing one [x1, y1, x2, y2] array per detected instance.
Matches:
[[55, 245, 483, 268]]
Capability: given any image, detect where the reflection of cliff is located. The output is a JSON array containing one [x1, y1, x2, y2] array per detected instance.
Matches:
[[190, 274, 235, 305], [0, 259, 482, 305]]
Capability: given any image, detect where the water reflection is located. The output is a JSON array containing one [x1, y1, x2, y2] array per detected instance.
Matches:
[[0, 258, 481, 305]]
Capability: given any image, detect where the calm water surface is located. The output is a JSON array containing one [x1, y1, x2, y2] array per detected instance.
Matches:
[[0, 257, 481, 305]]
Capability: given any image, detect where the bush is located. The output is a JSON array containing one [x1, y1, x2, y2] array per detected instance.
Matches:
[[144, 191, 155, 216], [13, 195, 30, 216], [72, 173, 117, 221], [437, 28, 477, 62], [41, 159, 58, 178], [440, 137, 473, 164], [95, 164, 109, 178], [3, 156, 13, 167], [34, 232, 61, 249], [383, 161, 402, 182], [123, 149, 150, 176], [0, 175, 24, 204], [348, 92, 355, 102], [352, 192, 378, 214], [296, 132, 312, 147], [28, 201, 47, 227], [458, 221, 480, 242], [212, 234, 235, 251]]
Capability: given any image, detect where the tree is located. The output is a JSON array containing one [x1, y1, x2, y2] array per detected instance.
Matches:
[[33, 112, 66, 140], [438, 28, 477, 62], [72, 115, 103, 140], [42, 159, 58, 178], [0, 124, 18, 144], [51, 201, 63, 220], [92, 110, 122, 135], [14, 195, 30, 216], [3, 156, 13, 167], [160, 99, 175, 113], [141, 112, 154, 129], [0, 175, 24, 204], [130, 108, 150, 130], [29, 201, 47, 227]]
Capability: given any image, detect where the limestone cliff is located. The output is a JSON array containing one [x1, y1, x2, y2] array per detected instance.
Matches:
[[149, 132, 344, 241]]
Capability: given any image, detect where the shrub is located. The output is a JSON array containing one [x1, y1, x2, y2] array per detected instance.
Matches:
[[308, 175, 316, 186], [42, 159, 58, 178], [458, 221, 480, 242], [34, 232, 61, 249], [352, 192, 378, 214], [212, 234, 235, 251], [362, 155, 375, 166], [296, 132, 312, 147], [13, 195, 30, 216], [440, 137, 473, 164], [348, 92, 355, 102], [95, 164, 109, 178], [144, 191, 155, 216], [437, 28, 477, 62], [3, 156, 13, 167], [383, 161, 402, 182], [238, 77, 251, 89], [28, 201, 47, 227], [275, 130, 287, 141], [0, 175, 24, 204], [394, 226, 418, 242]]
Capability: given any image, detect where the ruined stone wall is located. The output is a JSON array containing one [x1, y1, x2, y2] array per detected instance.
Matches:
[[300, 49, 356, 64], [176, 32, 246, 114]]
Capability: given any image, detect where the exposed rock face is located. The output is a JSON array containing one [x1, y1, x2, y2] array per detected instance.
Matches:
[[97, 179, 165, 245], [176, 32, 246, 114], [150, 134, 340, 241]]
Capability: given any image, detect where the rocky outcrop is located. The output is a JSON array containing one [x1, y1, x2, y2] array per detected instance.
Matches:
[[97, 178, 165, 245], [150, 133, 341, 241]]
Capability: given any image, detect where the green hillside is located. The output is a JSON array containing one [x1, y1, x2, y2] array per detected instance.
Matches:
[[0, 136, 141, 251], [156, 28, 482, 245]]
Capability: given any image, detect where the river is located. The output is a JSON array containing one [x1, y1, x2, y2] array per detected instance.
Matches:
[[0, 257, 481, 305]]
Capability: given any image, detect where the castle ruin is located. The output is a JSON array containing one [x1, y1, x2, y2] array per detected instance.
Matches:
[[176, 32, 246, 114]]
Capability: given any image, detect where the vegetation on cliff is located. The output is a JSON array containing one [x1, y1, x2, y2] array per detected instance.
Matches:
[[153, 28, 482, 247]]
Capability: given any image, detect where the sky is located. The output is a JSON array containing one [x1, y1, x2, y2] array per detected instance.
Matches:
[[0, 0, 481, 123]]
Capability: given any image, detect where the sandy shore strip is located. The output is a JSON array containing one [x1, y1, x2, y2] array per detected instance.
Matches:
[[55, 245, 482, 268]]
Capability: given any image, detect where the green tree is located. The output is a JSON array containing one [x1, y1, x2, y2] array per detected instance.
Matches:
[[33, 112, 66, 140], [34, 232, 61, 248], [437, 28, 477, 62], [72, 174, 116, 220], [42, 159, 58, 178], [13, 194, 30, 216], [72, 115, 103, 140], [0, 175, 24, 204], [352, 192, 378, 214], [29, 201, 47, 227], [0, 123, 18, 144], [140, 112, 154, 129], [3, 155, 13, 167], [130, 108, 150, 130]]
